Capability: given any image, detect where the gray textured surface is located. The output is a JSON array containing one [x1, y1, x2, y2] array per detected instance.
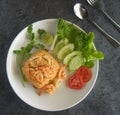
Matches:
[[0, 0, 120, 115]]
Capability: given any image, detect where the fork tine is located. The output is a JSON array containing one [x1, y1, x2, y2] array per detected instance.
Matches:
[[91, 0, 95, 4], [93, 0, 95, 2], [87, 0, 100, 8], [89, 0, 94, 4], [88, 0, 92, 4], [88, 0, 91, 3], [88, 0, 96, 5]]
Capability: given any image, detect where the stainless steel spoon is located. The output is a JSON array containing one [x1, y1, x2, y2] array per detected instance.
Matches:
[[73, 3, 120, 48], [87, 0, 120, 33]]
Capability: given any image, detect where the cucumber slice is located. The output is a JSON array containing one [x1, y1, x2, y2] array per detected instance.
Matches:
[[69, 55, 84, 71], [57, 44, 74, 60], [54, 38, 69, 55], [63, 51, 82, 64]]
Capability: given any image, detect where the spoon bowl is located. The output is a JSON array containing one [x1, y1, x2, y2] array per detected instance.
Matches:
[[73, 3, 89, 20]]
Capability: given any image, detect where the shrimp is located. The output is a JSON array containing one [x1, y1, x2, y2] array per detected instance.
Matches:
[[38, 84, 55, 95]]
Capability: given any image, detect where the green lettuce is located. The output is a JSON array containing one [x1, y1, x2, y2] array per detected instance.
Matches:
[[52, 18, 104, 68]]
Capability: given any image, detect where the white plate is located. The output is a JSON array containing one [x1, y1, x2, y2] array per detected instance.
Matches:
[[6, 19, 99, 111]]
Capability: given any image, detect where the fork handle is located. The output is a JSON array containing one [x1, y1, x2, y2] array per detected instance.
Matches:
[[100, 9, 120, 33], [89, 20, 120, 48]]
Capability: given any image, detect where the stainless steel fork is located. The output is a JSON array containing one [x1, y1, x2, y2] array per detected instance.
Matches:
[[87, 0, 120, 33]]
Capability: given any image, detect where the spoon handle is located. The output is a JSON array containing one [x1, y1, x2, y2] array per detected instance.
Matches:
[[90, 20, 120, 48], [100, 9, 120, 33]]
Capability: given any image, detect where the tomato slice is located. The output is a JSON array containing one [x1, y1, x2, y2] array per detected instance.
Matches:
[[76, 66, 92, 82], [68, 74, 84, 89], [68, 66, 92, 90]]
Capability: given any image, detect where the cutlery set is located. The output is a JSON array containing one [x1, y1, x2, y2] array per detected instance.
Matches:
[[73, 0, 120, 48]]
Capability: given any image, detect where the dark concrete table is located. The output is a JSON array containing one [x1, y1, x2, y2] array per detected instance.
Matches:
[[0, 0, 120, 115]]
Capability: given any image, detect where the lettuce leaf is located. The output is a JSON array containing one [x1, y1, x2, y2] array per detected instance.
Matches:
[[54, 18, 104, 67]]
